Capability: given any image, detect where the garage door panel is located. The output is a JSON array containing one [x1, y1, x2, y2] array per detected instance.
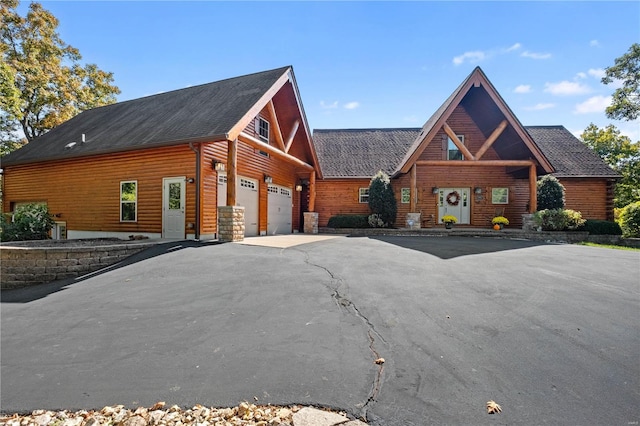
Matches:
[[217, 174, 259, 237], [268, 184, 292, 235]]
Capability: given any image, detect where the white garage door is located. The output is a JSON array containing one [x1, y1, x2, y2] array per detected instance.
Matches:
[[267, 184, 293, 235], [217, 174, 259, 236]]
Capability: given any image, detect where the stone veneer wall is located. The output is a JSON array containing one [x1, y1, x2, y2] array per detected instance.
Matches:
[[1, 242, 157, 289], [218, 206, 245, 242], [303, 212, 319, 234]]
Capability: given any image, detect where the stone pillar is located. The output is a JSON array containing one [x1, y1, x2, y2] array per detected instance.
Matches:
[[303, 212, 319, 234], [406, 212, 421, 230], [218, 206, 245, 242], [521, 213, 536, 232]]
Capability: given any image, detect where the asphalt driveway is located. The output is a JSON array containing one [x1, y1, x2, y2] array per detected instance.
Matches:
[[2, 236, 639, 425]]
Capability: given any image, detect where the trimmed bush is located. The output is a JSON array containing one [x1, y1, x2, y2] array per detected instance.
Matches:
[[619, 201, 640, 238], [579, 219, 623, 235], [368, 171, 397, 227], [327, 214, 370, 228], [537, 175, 565, 210], [0, 203, 55, 242], [533, 208, 585, 231]]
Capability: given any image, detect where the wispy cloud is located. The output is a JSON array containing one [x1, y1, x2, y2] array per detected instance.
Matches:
[[588, 68, 605, 79], [514, 84, 532, 94], [344, 101, 360, 110], [505, 43, 522, 52], [320, 100, 338, 109], [525, 103, 555, 111], [453, 51, 486, 66], [590, 40, 600, 47], [521, 51, 552, 60], [574, 95, 611, 114], [544, 80, 591, 96]]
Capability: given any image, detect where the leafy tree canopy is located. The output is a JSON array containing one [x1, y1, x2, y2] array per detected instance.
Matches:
[[0, 0, 120, 148], [581, 123, 640, 208], [602, 43, 640, 121]]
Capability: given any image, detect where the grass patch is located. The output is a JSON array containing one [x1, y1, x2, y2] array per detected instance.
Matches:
[[576, 242, 640, 251]]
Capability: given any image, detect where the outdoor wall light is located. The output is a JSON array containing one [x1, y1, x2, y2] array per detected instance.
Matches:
[[212, 159, 225, 172], [187, 178, 195, 183], [295, 184, 303, 192], [264, 174, 273, 183], [432, 187, 439, 194], [474, 187, 482, 194]]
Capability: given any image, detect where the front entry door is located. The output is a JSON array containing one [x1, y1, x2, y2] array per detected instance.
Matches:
[[163, 177, 186, 239], [439, 188, 470, 224]]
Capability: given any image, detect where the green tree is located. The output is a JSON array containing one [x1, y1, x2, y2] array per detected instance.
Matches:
[[602, 43, 640, 121], [581, 123, 640, 208], [368, 170, 397, 227], [0, 0, 120, 147], [537, 175, 565, 210]]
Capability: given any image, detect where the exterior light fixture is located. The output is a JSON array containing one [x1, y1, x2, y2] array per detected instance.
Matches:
[[432, 187, 439, 194], [474, 187, 482, 194], [212, 159, 225, 172], [295, 184, 303, 192], [187, 178, 195, 183], [264, 174, 273, 183]]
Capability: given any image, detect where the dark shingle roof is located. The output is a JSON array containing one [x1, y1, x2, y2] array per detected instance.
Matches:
[[2, 66, 291, 165], [525, 126, 619, 178], [313, 128, 420, 177], [313, 125, 618, 179]]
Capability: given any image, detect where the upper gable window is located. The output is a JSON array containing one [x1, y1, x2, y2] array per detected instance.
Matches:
[[258, 117, 270, 143], [448, 135, 465, 160]]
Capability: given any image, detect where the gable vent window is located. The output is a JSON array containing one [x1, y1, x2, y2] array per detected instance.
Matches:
[[258, 117, 270, 143], [447, 134, 465, 160]]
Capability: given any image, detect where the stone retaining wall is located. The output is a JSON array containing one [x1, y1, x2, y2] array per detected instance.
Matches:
[[1, 242, 157, 289]]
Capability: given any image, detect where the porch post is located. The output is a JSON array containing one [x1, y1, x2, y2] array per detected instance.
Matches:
[[529, 163, 537, 213], [410, 164, 417, 213], [226, 138, 237, 206], [304, 171, 318, 234], [308, 170, 316, 212]]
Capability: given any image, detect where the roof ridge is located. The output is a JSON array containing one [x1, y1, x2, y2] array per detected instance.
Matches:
[[314, 127, 422, 132]]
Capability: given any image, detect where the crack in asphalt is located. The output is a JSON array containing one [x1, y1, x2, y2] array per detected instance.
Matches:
[[297, 249, 387, 422]]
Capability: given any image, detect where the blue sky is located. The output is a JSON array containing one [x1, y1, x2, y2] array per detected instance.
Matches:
[[23, 1, 640, 141]]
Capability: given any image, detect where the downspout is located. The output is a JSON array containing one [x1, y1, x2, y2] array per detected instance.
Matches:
[[189, 142, 201, 240]]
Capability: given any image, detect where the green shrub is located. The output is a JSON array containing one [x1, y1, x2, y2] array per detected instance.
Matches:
[[368, 214, 386, 228], [619, 201, 640, 238], [327, 214, 370, 228], [533, 208, 585, 231], [0, 203, 55, 242], [368, 171, 397, 227], [579, 219, 623, 235], [537, 175, 565, 210]]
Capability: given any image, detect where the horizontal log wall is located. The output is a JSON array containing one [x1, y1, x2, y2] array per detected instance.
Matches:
[[557, 178, 610, 220], [315, 179, 371, 226], [3, 145, 198, 236]]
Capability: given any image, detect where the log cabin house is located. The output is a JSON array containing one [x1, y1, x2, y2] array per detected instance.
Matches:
[[313, 67, 618, 228], [1, 66, 618, 239]]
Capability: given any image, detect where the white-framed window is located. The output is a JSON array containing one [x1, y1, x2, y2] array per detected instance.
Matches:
[[401, 188, 410, 204], [359, 188, 369, 203], [492, 187, 509, 204], [258, 117, 270, 142], [448, 134, 465, 160], [120, 181, 137, 222]]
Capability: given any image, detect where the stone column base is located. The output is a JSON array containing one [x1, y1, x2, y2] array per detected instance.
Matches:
[[218, 206, 245, 242], [521, 213, 536, 232], [303, 212, 319, 234], [406, 212, 421, 230]]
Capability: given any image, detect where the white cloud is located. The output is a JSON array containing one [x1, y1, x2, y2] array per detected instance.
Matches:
[[588, 68, 605, 79], [576, 72, 587, 79], [320, 100, 338, 109], [505, 43, 522, 52], [521, 51, 552, 60], [453, 51, 486, 66], [574, 95, 611, 114], [590, 40, 600, 47], [514, 84, 532, 94], [544, 80, 591, 96], [344, 102, 360, 110], [524, 103, 555, 111]]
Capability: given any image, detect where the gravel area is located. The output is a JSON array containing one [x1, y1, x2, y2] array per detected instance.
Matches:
[[0, 402, 364, 425]]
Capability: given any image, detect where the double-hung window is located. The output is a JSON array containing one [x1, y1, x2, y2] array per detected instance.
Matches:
[[359, 188, 369, 203], [120, 181, 137, 222], [258, 117, 270, 142]]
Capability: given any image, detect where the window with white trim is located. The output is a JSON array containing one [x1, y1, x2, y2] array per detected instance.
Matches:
[[120, 181, 137, 222], [401, 188, 410, 204], [447, 134, 465, 160], [258, 117, 270, 142], [492, 187, 509, 204], [359, 188, 369, 203]]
